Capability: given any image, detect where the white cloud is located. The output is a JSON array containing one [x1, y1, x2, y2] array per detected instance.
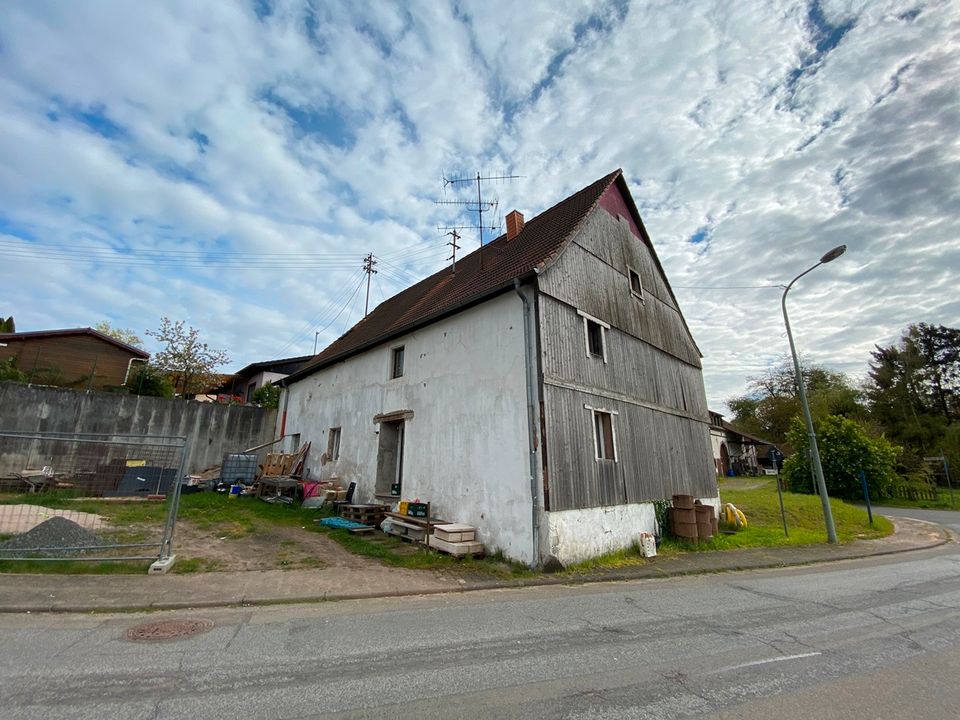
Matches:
[[0, 0, 956, 413]]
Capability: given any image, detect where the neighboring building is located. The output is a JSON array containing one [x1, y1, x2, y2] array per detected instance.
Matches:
[[279, 169, 718, 566], [708, 410, 778, 476], [212, 356, 312, 403], [0, 327, 149, 391]]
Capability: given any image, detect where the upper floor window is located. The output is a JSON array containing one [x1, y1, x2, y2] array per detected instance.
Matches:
[[577, 310, 609, 362], [391, 346, 405, 379], [628, 267, 644, 301]]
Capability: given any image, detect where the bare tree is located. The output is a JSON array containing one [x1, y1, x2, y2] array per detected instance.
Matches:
[[146, 317, 229, 397]]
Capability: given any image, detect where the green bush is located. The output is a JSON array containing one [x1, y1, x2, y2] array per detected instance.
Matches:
[[782, 414, 900, 500], [0, 357, 27, 383], [126, 364, 175, 398], [251, 383, 280, 409]]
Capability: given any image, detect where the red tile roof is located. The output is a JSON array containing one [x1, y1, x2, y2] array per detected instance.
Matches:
[[284, 169, 623, 384]]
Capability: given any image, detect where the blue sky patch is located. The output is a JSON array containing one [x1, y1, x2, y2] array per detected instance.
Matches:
[[0, 216, 36, 241], [48, 100, 126, 140], [259, 88, 354, 147]]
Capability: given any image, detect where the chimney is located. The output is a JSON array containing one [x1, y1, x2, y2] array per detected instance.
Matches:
[[506, 210, 525, 241]]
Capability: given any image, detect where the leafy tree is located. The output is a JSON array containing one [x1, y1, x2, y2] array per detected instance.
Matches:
[[782, 415, 900, 500], [0, 316, 14, 333], [125, 363, 175, 398], [726, 356, 863, 444], [251, 383, 280, 409], [145, 318, 230, 397], [866, 323, 960, 454], [93, 321, 144, 349]]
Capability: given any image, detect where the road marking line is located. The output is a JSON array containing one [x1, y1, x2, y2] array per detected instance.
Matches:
[[717, 652, 821, 673]]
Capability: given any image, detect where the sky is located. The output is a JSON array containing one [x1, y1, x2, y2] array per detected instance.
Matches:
[[0, 0, 957, 412]]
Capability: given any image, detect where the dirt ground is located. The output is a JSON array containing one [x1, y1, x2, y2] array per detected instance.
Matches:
[[160, 520, 377, 572]]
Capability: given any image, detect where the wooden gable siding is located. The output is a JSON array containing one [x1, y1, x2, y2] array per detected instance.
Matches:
[[538, 297, 708, 419], [0, 335, 137, 389], [537, 208, 700, 367], [536, 200, 715, 512]]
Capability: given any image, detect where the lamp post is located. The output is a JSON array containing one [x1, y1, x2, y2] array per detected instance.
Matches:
[[781, 244, 846, 544]]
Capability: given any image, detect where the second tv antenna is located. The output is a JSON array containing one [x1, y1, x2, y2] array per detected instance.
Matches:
[[436, 171, 520, 269]]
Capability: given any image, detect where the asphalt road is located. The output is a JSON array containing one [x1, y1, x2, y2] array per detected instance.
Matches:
[[3, 543, 960, 719], [871, 504, 960, 534]]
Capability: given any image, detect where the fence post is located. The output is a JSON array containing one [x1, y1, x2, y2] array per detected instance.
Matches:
[[859, 469, 873, 526], [160, 438, 189, 560]]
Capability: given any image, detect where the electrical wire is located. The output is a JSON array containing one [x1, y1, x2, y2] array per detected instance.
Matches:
[[273, 269, 366, 356]]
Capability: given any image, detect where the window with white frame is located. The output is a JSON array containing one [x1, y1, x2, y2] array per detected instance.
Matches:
[[628, 267, 644, 300], [577, 310, 609, 362], [592, 409, 617, 461]]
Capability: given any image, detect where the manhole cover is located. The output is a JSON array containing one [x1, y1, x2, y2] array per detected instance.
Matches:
[[123, 618, 214, 643]]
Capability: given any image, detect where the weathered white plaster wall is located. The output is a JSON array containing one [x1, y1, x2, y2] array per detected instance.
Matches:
[[544, 493, 722, 566], [281, 292, 536, 563], [544, 503, 656, 566]]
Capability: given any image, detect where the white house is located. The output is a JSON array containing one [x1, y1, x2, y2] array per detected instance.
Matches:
[[279, 170, 718, 566]]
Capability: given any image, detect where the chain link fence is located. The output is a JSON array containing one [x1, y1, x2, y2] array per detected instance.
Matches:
[[0, 431, 187, 563]]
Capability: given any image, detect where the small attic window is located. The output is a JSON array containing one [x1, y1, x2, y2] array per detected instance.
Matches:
[[628, 267, 644, 301]]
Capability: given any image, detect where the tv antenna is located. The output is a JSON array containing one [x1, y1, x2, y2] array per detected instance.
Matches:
[[435, 171, 520, 269]]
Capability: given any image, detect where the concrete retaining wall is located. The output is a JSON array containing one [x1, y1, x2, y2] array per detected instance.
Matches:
[[0, 382, 277, 475]]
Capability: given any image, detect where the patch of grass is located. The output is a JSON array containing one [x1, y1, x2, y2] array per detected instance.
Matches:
[[172, 557, 222, 574], [871, 488, 960, 511], [714, 478, 894, 549], [0, 559, 151, 574]]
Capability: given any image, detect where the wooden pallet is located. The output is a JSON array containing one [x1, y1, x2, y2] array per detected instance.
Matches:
[[339, 504, 387, 525]]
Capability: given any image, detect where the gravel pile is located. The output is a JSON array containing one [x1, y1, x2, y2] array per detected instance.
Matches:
[[0, 516, 105, 557]]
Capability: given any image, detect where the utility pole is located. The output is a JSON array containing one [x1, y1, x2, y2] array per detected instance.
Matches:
[[362, 252, 378, 316], [313, 331, 319, 355], [445, 229, 461, 275]]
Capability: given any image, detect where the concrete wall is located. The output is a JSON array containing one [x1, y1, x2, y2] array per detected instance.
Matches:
[[543, 494, 720, 566], [281, 292, 536, 563], [0, 382, 277, 475]]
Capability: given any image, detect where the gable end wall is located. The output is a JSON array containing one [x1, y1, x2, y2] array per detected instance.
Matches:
[[537, 197, 716, 512]]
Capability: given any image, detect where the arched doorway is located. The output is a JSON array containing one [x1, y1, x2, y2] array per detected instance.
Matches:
[[720, 442, 730, 477]]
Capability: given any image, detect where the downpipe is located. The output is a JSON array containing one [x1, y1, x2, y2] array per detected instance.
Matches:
[[514, 279, 541, 567]]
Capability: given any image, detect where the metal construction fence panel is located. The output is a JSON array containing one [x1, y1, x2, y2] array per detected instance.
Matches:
[[0, 430, 187, 562]]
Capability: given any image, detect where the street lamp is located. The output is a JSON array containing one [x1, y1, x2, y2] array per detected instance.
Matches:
[[781, 244, 846, 544]]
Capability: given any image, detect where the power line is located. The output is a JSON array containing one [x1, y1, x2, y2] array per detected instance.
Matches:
[[672, 284, 782, 290], [273, 269, 366, 356]]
